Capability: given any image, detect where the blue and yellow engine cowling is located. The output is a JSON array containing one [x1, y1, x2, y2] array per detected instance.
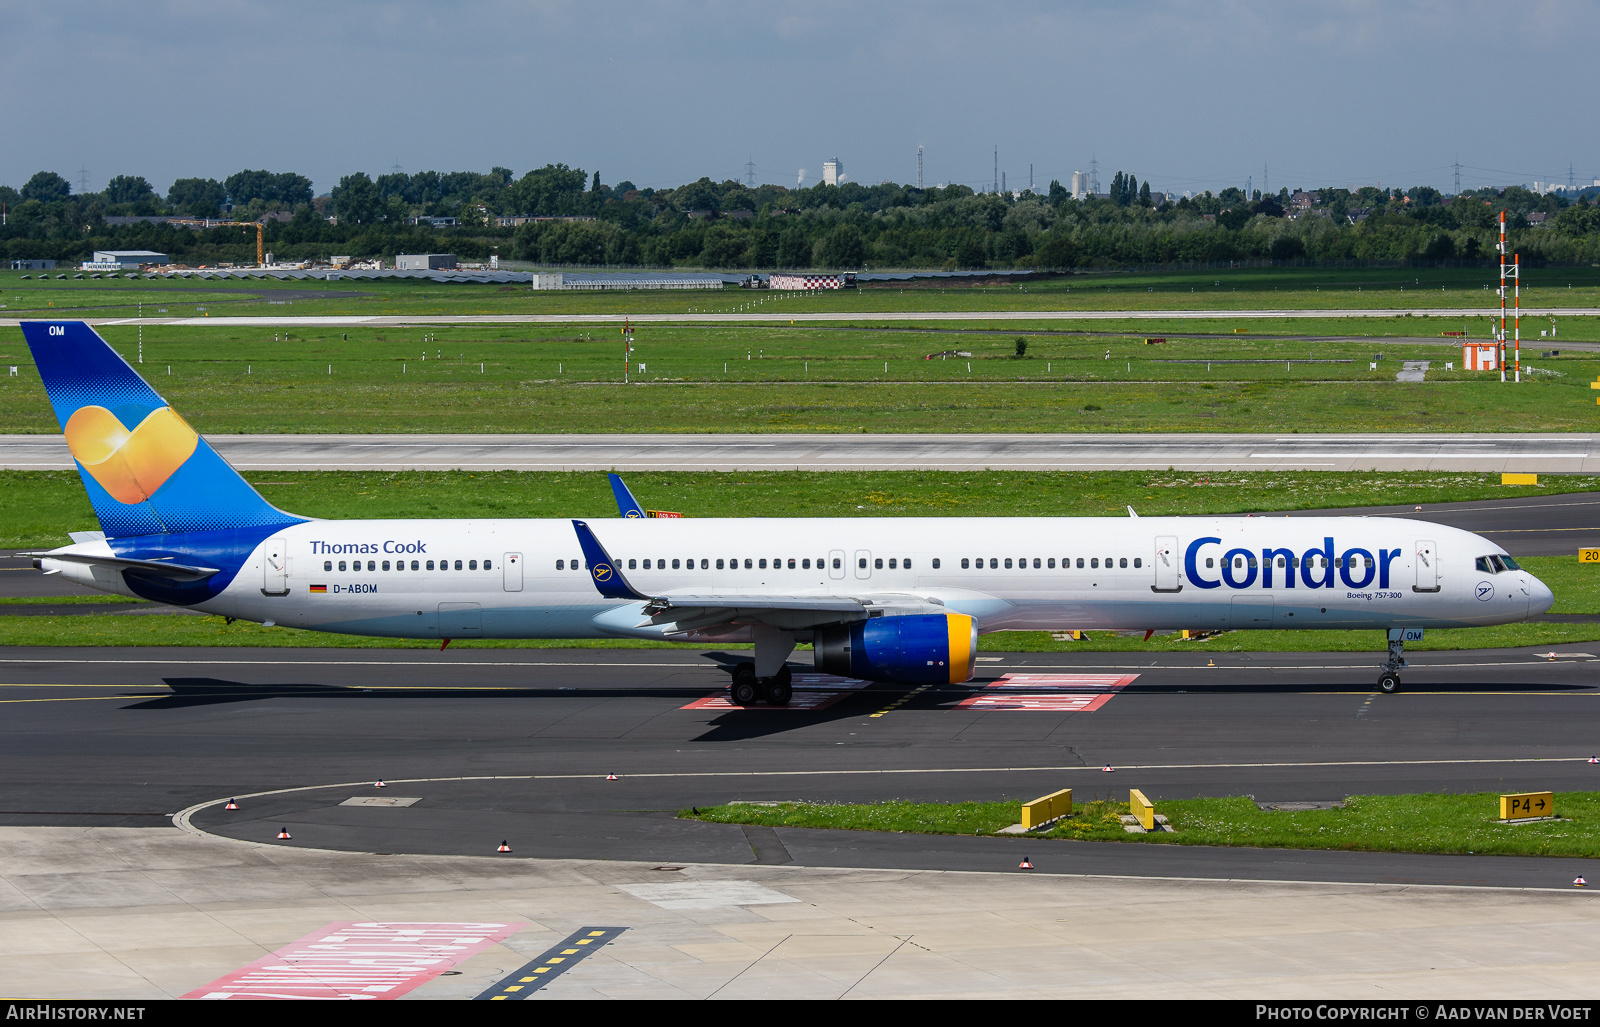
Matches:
[[813, 613, 977, 685]]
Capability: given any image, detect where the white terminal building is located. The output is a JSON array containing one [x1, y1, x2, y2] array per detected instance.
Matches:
[[81, 250, 169, 270]]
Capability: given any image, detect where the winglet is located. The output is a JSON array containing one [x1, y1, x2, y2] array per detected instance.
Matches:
[[608, 473, 647, 519], [571, 520, 650, 600], [1127, 505, 1139, 518]]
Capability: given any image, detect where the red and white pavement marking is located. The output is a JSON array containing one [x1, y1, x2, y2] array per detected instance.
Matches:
[[681, 673, 869, 711], [185, 921, 524, 1000], [986, 673, 1138, 691], [956, 693, 1118, 712]]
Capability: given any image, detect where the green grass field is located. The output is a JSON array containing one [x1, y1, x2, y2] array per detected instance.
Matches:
[[1, 319, 1593, 434], [5, 264, 1600, 317], [684, 792, 1600, 859]]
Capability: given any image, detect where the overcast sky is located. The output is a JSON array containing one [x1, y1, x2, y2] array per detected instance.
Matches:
[[5, 0, 1593, 198]]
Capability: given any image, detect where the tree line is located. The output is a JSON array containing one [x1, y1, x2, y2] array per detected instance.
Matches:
[[2, 163, 1597, 269]]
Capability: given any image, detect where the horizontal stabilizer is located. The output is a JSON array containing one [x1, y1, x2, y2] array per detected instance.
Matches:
[[29, 550, 221, 581]]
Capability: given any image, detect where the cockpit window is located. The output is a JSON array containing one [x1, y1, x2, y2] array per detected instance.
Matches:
[[1489, 555, 1508, 573], [1498, 555, 1520, 571], [1476, 557, 1493, 573], [1477, 555, 1519, 573]]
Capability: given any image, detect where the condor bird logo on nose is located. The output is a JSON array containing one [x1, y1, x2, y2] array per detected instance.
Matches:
[[1476, 581, 1495, 601], [593, 563, 614, 582]]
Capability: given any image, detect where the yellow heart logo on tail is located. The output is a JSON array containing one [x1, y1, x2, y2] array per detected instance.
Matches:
[[64, 405, 199, 504]]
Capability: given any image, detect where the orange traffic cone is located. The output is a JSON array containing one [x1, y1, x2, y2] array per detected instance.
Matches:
[[1589, 757, 1599, 765], [1102, 764, 1115, 773], [276, 827, 291, 840], [1019, 857, 1033, 869], [606, 773, 617, 781], [497, 840, 512, 853], [224, 799, 238, 810], [374, 779, 386, 788]]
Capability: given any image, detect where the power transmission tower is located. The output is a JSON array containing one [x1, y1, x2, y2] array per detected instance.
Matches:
[[1089, 155, 1100, 195], [77, 166, 89, 194], [745, 155, 756, 188], [917, 146, 923, 189], [391, 159, 403, 176], [993, 146, 998, 193], [1263, 163, 1269, 197], [1453, 156, 1462, 194], [1569, 162, 1576, 190], [1029, 163, 1033, 191]]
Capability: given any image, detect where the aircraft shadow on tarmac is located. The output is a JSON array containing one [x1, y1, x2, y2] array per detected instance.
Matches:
[[125, 677, 727, 710]]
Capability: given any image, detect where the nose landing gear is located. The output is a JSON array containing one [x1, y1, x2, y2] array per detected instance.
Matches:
[[1378, 631, 1409, 693]]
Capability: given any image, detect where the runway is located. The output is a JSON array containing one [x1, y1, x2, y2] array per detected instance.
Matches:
[[11, 305, 1597, 329], [3, 645, 1598, 889], [5, 431, 1599, 474]]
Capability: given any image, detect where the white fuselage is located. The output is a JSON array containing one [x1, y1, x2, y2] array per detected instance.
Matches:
[[43, 515, 1553, 642]]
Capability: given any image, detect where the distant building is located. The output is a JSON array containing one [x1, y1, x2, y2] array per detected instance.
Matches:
[[409, 216, 458, 227], [9, 259, 55, 270], [396, 253, 457, 270], [823, 158, 842, 187], [1290, 190, 1318, 210], [83, 250, 168, 270], [1528, 211, 1549, 225], [1070, 171, 1088, 200]]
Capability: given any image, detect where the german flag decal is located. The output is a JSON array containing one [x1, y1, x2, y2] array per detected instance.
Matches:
[[309, 584, 327, 593]]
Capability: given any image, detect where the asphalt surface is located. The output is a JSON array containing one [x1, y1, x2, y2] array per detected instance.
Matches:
[[6, 432, 1600, 473], [3, 645, 1599, 889]]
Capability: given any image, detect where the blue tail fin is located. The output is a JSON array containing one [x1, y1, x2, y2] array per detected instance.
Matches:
[[22, 320, 304, 538], [608, 473, 647, 518]]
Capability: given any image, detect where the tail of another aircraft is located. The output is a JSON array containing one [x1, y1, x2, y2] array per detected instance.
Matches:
[[21, 320, 303, 538]]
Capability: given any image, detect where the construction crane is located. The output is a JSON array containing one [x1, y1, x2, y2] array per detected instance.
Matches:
[[167, 218, 265, 267]]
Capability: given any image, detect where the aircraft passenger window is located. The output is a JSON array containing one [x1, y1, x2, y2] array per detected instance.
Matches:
[[700, 559, 708, 569], [905, 558, 912, 569], [931, 558, 939, 569], [961, 558, 970, 569], [1277, 557, 1286, 568], [1119, 558, 1127, 568], [382, 560, 391, 571], [1205, 558, 1213, 568], [642, 559, 651, 569], [888, 558, 897, 569], [628, 559, 637, 569], [1048, 558, 1055, 569], [411, 560, 420, 570], [1133, 558, 1141, 568], [1004, 558, 1013, 569], [741, 558, 750, 569], [859, 557, 867, 569], [833, 558, 841, 569], [1501, 555, 1521, 570], [369, 560, 377, 571], [788, 558, 796, 569], [454, 560, 463, 571], [801, 558, 810, 569], [1091, 558, 1099, 569], [324, 561, 333, 571], [485, 560, 493, 570], [671, 558, 680, 569], [753, 558, 763, 569], [1076, 558, 1084, 568], [338, 561, 347, 572], [426, 560, 435, 570], [1033, 558, 1041, 569], [990, 558, 998, 569], [716, 558, 725, 570], [875, 558, 883, 569], [469, 560, 477, 571]]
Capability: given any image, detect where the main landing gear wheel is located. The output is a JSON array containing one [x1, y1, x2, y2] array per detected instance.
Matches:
[[1378, 672, 1401, 694], [731, 662, 759, 706], [765, 666, 793, 706]]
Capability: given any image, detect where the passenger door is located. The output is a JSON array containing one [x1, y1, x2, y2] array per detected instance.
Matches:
[[1153, 536, 1180, 592], [503, 552, 523, 592], [1414, 540, 1439, 592], [261, 537, 289, 596]]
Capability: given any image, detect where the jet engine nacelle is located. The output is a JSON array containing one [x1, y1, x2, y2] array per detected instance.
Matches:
[[814, 613, 977, 685]]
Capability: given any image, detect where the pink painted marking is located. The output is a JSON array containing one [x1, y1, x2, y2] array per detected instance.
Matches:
[[185, 921, 523, 1000], [988, 673, 1139, 691], [956, 693, 1117, 712], [683, 691, 847, 711]]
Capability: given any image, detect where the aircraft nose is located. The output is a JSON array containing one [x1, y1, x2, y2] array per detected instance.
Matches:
[[1529, 574, 1555, 616]]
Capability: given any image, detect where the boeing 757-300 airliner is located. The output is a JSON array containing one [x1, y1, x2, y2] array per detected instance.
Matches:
[[21, 321, 1553, 703]]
